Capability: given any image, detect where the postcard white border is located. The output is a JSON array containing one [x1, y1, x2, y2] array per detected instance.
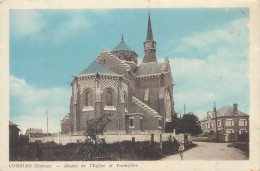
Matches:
[[0, 0, 259, 170]]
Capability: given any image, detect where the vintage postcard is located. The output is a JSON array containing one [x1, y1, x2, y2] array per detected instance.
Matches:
[[0, 0, 260, 170]]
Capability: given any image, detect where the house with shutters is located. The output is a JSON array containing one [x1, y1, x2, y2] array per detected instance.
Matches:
[[61, 14, 175, 135], [200, 104, 249, 136]]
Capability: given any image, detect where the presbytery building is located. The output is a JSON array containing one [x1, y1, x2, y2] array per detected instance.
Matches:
[[61, 14, 175, 135], [200, 104, 249, 135]]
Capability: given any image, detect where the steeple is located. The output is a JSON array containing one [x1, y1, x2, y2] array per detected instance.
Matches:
[[146, 13, 153, 41], [141, 13, 157, 64]]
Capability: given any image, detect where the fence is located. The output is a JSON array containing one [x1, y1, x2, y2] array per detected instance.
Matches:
[[29, 132, 191, 145]]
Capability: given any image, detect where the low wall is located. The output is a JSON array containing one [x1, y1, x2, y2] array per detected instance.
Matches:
[[192, 133, 245, 143], [192, 136, 209, 142], [29, 133, 190, 145]]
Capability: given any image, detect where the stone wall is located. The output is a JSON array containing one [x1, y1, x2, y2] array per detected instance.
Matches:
[[131, 96, 162, 131], [65, 74, 128, 134], [162, 58, 175, 120], [29, 133, 189, 145], [136, 77, 160, 112], [61, 118, 70, 134]]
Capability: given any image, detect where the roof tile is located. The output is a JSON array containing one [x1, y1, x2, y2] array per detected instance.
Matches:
[[111, 37, 134, 52], [80, 61, 117, 75], [200, 106, 248, 121], [134, 62, 164, 76]]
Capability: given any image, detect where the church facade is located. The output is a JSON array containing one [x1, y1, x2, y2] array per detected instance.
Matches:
[[61, 14, 175, 135]]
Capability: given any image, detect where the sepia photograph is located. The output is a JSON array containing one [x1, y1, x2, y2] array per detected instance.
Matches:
[[8, 8, 251, 162]]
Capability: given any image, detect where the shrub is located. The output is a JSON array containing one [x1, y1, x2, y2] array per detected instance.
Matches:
[[13, 136, 183, 161]]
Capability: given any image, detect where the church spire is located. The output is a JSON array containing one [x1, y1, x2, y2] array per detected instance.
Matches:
[[141, 13, 157, 64], [146, 13, 153, 41]]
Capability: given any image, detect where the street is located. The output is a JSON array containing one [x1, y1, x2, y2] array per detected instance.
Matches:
[[161, 142, 248, 160]]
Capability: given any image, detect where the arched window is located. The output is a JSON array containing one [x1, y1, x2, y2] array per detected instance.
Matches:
[[85, 91, 92, 106], [106, 90, 113, 106]]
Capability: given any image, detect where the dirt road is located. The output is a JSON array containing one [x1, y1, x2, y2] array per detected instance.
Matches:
[[161, 142, 248, 160]]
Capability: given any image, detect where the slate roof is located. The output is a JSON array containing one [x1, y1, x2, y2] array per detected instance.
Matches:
[[134, 62, 164, 76], [62, 113, 70, 121], [200, 106, 248, 121], [200, 116, 208, 121], [9, 121, 18, 126], [80, 61, 117, 75], [111, 35, 134, 52]]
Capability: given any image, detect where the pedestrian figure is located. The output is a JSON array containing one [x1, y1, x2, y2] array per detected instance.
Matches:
[[179, 142, 185, 160]]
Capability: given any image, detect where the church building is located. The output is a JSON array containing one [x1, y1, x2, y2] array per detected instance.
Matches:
[[61, 14, 175, 135]]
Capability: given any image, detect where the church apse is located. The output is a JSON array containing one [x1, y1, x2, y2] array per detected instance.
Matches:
[[61, 14, 174, 135]]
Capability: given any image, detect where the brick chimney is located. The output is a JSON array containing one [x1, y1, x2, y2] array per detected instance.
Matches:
[[233, 103, 238, 116]]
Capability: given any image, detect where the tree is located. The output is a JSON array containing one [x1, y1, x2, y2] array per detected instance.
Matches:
[[78, 114, 111, 160], [165, 114, 182, 133], [182, 113, 202, 135], [84, 113, 111, 144], [165, 112, 202, 135]]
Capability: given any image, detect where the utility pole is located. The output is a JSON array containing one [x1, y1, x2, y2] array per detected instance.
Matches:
[[184, 105, 186, 115], [46, 108, 49, 134], [214, 101, 218, 142]]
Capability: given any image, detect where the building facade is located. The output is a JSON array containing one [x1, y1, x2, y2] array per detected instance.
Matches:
[[200, 104, 249, 136], [9, 121, 20, 143], [9, 121, 20, 160], [61, 14, 175, 135], [25, 128, 43, 136]]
